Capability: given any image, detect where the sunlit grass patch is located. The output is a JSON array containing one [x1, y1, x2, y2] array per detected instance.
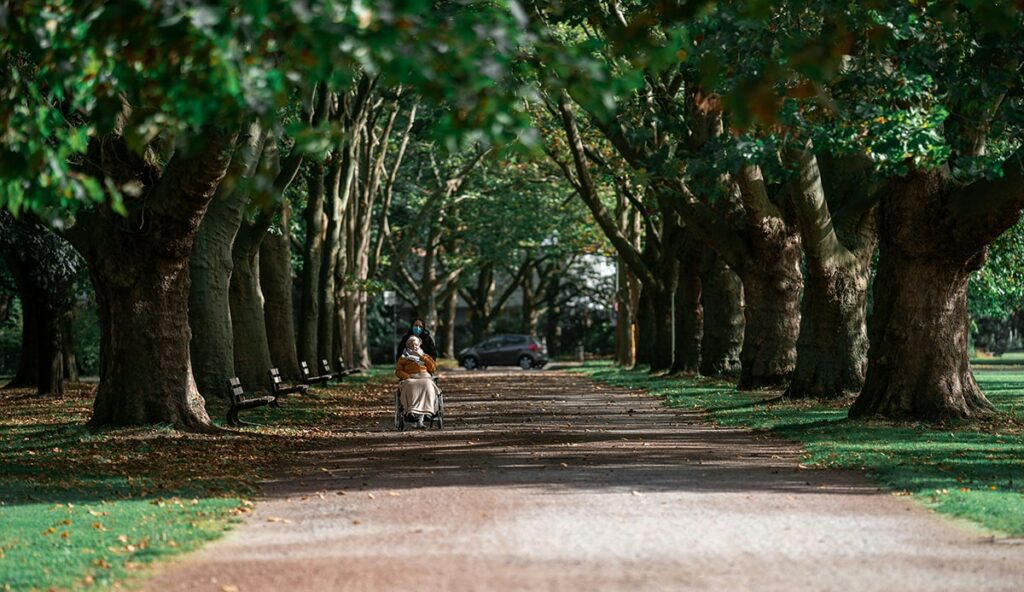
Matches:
[[572, 362, 1024, 536], [0, 370, 392, 591]]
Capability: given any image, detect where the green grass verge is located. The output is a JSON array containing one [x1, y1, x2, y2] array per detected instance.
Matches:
[[1, 369, 391, 591], [571, 362, 1024, 536]]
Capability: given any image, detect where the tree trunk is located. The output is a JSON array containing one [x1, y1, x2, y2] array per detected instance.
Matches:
[[647, 285, 674, 373], [2, 253, 66, 394], [699, 252, 744, 376], [438, 287, 458, 358], [786, 252, 871, 399], [851, 170, 997, 419], [188, 123, 264, 395], [60, 309, 78, 383], [260, 216, 301, 380], [318, 160, 347, 361], [671, 241, 702, 375], [36, 301, 64, 396], [736, 233, 802, 389], [299, 163, 327, 364], [6, 284, 39, 388], [188, 190, 249, 395], [67, 127, 234, 428], [87, 253, 211, 427], [634, 284, 654, 367], [614, 257, 635, 367], [229, 243, 273, 390]]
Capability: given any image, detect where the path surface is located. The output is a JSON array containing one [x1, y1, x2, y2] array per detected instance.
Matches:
[[146, 369, 1024, 591]]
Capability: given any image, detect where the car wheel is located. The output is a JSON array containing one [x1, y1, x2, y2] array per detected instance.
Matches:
[[462, 356, 479, 370], [518, 355, 533, 370]]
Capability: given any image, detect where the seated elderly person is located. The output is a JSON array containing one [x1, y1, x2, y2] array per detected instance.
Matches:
[[395, 335, 441, 428]]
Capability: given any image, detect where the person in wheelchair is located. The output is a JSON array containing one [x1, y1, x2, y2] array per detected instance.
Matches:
[[395, 335, 440, 429]]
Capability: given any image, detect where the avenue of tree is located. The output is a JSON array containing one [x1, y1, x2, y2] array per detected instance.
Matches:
[[1, 1, 1022, 428]]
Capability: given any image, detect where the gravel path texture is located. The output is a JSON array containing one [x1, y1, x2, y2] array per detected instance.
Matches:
[[145, 369, 1024, 592]]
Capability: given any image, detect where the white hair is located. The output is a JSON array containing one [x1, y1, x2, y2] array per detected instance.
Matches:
[[407, 335, 422, 349]]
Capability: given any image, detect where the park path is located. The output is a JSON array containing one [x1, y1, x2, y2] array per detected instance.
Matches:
[[146, 369, 1024, 592]]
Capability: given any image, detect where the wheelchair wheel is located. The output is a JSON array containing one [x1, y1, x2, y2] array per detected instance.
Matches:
[[395, 391, 404, 431]]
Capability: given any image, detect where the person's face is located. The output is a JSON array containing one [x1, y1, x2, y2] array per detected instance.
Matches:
[[408, 337, 421, 350], [412, 321, 424, 336]]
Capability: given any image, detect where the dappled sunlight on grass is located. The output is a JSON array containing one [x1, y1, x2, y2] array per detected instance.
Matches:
[[573, 362, 1024, 536]]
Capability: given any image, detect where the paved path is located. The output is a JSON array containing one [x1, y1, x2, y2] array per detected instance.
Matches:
[[146, 369, 1024, 591]]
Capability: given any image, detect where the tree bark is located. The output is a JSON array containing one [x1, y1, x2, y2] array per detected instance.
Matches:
[[646, 285, 676, 373], [318, 160, 345, 361], [260, 209, 301, 380], [786, 257, 871, 399], [68, 127, 235, 429], [735, 234, 802, 390], [850, 169, 1007, 419], [298, 163, 327, 365], [671, 237, 702, 374], [61, 309, 79, 382], [6, 280, 39, 389], [785, 146, 877, 399], [699, 252, 744, 376], [188, 122, 264, 395], [438, 285, 459, 358], [229, 238, 273, 390]]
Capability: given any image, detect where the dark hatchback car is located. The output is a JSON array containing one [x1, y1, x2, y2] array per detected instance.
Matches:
[[459, 335, 548, 370]]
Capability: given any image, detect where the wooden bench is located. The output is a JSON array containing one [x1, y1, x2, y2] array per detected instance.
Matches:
[[299, 360, 331, 385], [336, 356, 363, 377], [225, 377, 276, 427], [320, 358, 359, 381], [268, 368, 308, 405]]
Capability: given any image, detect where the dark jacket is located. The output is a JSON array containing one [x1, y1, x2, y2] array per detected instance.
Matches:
[[397, 329, 437, 360]]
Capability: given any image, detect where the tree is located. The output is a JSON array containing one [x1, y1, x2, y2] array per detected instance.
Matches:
[[0, 213, 81, 395], [2, 1, 540, 428]]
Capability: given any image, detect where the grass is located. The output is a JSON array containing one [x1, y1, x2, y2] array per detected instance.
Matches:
[[572, 362, 1024, 537], [0, 369, 392, 592]]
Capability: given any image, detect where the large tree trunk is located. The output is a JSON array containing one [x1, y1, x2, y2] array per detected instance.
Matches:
[[188, 190, 248, 395], [229, 244, 273, 390], [67, 127, 234, 429], [786, 252, 872, 399], [298, 164, 327, 365], [318, 161, 347, 361], [670, 239, 702, 375], [260, 214, 301, 380], [785, 146, 877, 399], [699, 252, 744, 376], [736, 232, 802, 390], [87, 253, 211, 428], [850, 170, 997, 419], [187, 123, 264, 396]]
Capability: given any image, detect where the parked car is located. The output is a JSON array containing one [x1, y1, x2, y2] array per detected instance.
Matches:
[[459, 335, 548, 370]]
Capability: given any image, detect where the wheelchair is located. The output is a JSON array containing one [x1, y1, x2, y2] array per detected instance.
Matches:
[[395, 377, 444, 430]]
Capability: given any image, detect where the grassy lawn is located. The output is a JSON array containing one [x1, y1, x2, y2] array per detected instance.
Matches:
[[572, 362, 1024, 537], [0, 370, 391, 592]]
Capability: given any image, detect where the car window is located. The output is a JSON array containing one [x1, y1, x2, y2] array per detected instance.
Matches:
[[503, 335, 527, 346], [480, 337, 502, 349]]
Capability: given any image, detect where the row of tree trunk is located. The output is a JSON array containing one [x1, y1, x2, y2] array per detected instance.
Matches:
[[553, 81, 1024, 420]]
